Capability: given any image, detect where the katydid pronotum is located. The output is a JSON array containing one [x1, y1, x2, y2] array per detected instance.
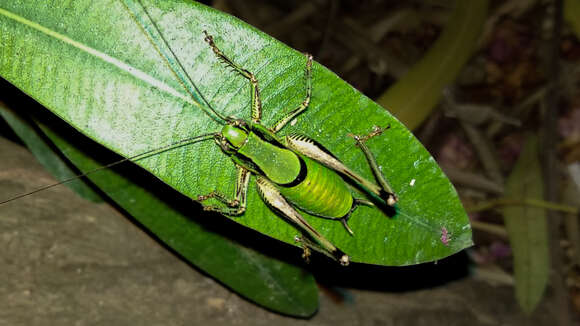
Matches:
[[1, 1, 401, 266]]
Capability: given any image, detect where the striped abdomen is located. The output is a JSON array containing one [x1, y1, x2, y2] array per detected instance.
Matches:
[[279, 155, 353, 218]]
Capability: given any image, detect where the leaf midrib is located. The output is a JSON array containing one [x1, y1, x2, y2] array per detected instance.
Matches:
[[0, 6, 193, 108]]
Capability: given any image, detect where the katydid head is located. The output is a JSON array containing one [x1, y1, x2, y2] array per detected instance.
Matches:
[[215, 120, 250, 154]]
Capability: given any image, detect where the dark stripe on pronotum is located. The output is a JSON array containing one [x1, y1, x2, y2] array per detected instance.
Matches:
[[251, 126, 287, 149], [278, 156, 308, 188]]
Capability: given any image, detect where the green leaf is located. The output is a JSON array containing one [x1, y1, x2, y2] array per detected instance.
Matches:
[[377, 0, 488, 130], [0, 0, 471, 265], [502, 135, 549, 314], [0, 102, 319, 317]]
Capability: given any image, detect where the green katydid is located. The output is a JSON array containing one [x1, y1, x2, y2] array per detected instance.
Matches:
[[119, 0, 399, 266]]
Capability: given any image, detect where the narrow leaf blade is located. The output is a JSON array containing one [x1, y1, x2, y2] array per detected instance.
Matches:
[[502, 135, 549, 313]]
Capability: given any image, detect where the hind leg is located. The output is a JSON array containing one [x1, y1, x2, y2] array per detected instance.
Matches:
[[255, 176, 350, 266]]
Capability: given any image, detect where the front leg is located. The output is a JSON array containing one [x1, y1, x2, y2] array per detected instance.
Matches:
[[197, 166, 251, 216], [203, 31, 262, 123], [270, 54, 313, 133], [255, 176, 350, 266]]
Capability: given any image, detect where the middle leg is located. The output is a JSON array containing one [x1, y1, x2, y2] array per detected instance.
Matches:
[[348, 125, 398, 206], [285, 132, 397, 206], [197, 165, 252, 216]]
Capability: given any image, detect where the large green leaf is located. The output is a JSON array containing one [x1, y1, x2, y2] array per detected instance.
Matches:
[[0, 101, 319, 317], [0, 0, 472, 265]]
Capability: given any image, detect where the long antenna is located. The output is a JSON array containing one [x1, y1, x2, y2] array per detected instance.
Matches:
[[121, 0, 228, 124], [0, 132, 216, 205]]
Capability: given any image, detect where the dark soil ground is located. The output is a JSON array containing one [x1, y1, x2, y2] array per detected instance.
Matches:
[[0, 137, 557, 326]]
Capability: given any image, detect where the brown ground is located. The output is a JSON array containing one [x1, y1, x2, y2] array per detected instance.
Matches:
[[0, 137, 558, 325]]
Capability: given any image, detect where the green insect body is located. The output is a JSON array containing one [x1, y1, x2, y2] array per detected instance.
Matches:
[[213, 120, 360, 263], [120, 1, 399, 266], [221, 123, 354, 218], [279, 154, 353, 219], [189, 31, 399, 266], [228, 125, 302, 185]]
